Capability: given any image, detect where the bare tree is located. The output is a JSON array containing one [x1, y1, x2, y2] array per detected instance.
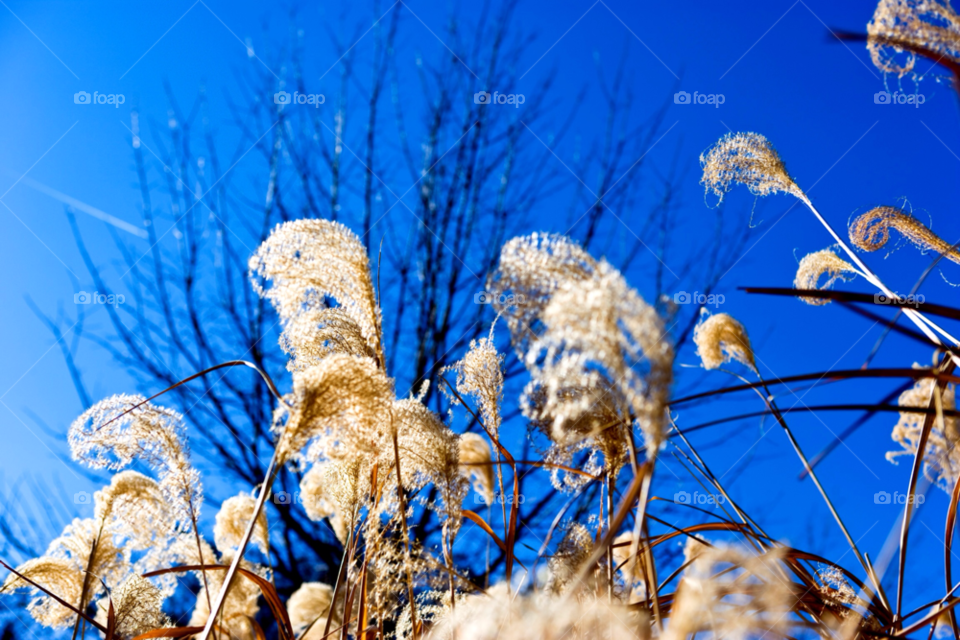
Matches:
[[1, 0, 747, 611]]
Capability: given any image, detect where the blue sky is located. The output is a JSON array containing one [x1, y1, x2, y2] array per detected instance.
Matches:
[[2, 0, 960, 611]]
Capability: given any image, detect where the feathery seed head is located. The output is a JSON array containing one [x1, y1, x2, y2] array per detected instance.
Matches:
[[426, 582, 640, 640], [313, 460, 367, 516], [391, 398, 468, 530], [288, 582, 337, 640], [683, 536, 709, 565], [868, 0, 960, 77], [280, 308, 378, 372], [448, 337, 504, 438], [495, 239, 673, 457], [665, 545, 793, 640], [694, 312, 757, 372], [458, 432, 495, 505], [887, 367, 960, 490], [538, 266, 673, 449], [299, 461, 362, 544], [328, 512, 350, 546], [488, 233, 599, 356], [189, 553, 264, 639], [275, 353, 393, 465], [794, 249, 859, 305], [523, 382, 627, 489], [612, 532, 647, 603], [94, 574, 170, 639], [700, 132, 801, 202], [214, 492, 269, 555], [94, 470, 173, 550], [70, 395, 202, 529], [299, 463, 339, 521], [1, 557, 85, 629], [816, 566, 859, 617], [547, 523, 596, 595], [250, 219, 383, 359], [849, 206, 960, 264], [45, 518, 126, 592]]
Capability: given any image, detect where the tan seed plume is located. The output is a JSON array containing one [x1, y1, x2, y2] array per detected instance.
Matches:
[[849, 206, 960, 264], [214, 492, 270, 555], [1, 558, 85, 629], [794, 249, 859, 305], [94, 574, 171, 638], [868, 0, 960, 77], [887, 366, 960, 491], [274, 353, 393, 464], [448, 336, 504, 438], [69, 394, 203, 530], [288, 582, 338, 640], [664, 545, 793, 640], [457, 432, 495, 505], [694, 312, 757, 372], [491, 235, 673, 459], [700, 132, 801, 201], [250, 219, 384, 362]]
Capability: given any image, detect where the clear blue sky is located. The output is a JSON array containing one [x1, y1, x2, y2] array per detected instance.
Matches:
[[2, 0, 959, 609]]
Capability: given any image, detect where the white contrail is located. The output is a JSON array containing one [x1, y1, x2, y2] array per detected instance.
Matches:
[[16, 176, 147, 238]]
